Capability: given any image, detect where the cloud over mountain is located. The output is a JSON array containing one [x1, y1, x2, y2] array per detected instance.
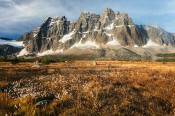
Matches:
[[0, 0, 175, 36]]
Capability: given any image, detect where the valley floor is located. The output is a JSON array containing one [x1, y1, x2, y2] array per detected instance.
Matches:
[[0, 61, 175, 116]]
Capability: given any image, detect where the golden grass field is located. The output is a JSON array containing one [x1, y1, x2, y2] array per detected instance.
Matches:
[[0, 61, 175, 116]]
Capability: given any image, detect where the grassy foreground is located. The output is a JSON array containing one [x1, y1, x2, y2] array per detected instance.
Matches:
[[0, 61, 175, 116]]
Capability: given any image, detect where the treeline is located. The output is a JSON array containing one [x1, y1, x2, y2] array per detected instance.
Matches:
[[156, 53, 175, 57], [0, 57, 66, 64], [156, 53, 175, 62]]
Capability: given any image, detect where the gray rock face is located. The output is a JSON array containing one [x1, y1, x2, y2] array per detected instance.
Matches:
[[19, 16, 70, 53], [18, 8, 175, 56], [0, 45, 22, 57], [143, 26, 175, 47], [100, 8, 115, 26]]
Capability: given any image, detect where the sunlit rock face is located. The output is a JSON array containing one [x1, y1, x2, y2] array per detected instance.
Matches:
[[17, 8, 175, 56]]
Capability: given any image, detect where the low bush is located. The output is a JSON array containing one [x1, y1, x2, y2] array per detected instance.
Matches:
[[40, 58, 51, 65], [0, 57, 8, 62]]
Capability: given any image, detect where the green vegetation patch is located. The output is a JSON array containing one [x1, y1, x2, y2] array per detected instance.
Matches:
[[156, 53, 175, 62], [156, 53, 175, 57]]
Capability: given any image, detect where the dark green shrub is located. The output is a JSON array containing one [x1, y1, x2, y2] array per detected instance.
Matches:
[[40, 58, 51, 64], [10, 58, 19, 64], [0, 57, 7, 62]]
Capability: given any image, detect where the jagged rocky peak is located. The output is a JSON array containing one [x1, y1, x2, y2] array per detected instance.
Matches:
[[40, 16, 70, 36], [80, 11, 93, 19], [76, 11, 100, 32], [18, 16, 71, 54], [16, 8, 175, 57], [40, 16, 69, 29], [115, 12, 133, 25], [100, 8, 134, 28], [79, 11, 100, 21], [43, 17, 61, 26], [101, 8, 115, 20], [100, 8, 115, 26]]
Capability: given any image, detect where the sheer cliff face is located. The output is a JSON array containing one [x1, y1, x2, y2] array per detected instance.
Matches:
[[18, 8, 175, 55]]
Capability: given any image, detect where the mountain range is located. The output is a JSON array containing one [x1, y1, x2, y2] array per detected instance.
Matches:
[[1, 8, 175, 60]]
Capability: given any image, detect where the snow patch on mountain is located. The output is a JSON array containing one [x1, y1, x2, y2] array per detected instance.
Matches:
[[17, 48, 29, 57], [71, 40, 99, 49], [105, 24, 134, 30], [107, 39, 120, 46], [37, 50, 54, 56], [94, 26, 99, 31], [127, 25, 135, 28], [33, 33, 37, 38], [59, 31, 75, 43], [134, 45, 139, 47], [32, 27, 40, 38], [37, 49, 63, 56], [105, 32, 112, 37], [49, 17, 60, 26], [115, 25, 124, 28], [105, 23, 114, 30], [143, 40, 160, 47]]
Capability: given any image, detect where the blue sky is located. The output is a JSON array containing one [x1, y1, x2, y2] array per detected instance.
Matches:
[[0, 0, 175, 39]]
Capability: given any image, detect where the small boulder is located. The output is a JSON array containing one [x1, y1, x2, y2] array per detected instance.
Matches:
[[32, 64, 41, 68]]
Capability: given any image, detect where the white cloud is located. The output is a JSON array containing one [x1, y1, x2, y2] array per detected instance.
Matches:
[[0, 0, 73, 34], [0, 0, 175, 35]]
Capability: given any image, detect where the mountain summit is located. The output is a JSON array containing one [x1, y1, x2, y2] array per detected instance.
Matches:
[[15, 8, 175, 59]]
